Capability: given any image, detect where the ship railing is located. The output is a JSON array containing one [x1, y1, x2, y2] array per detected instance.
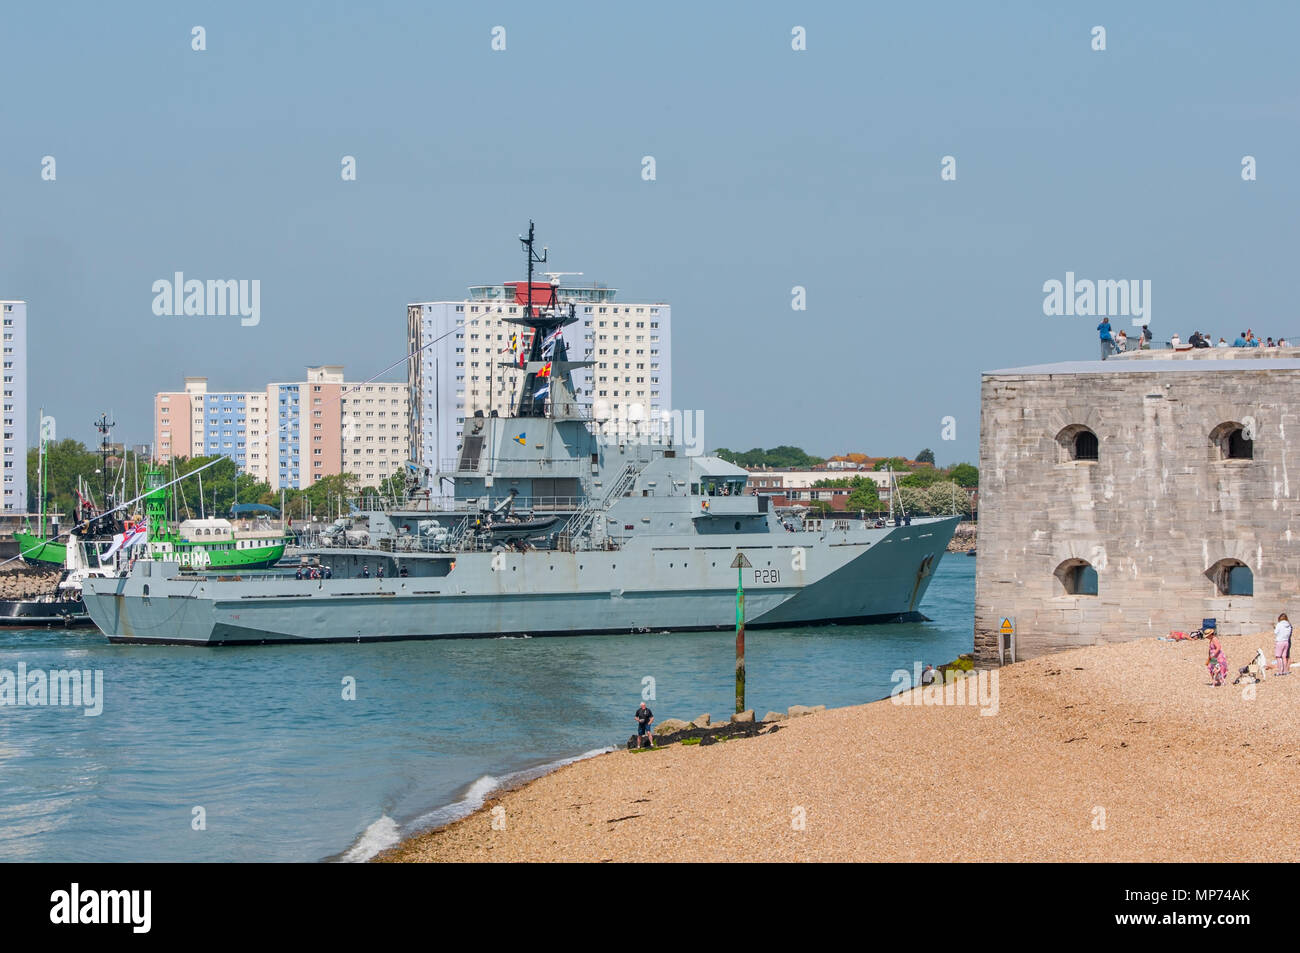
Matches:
[[798, 517, 883, 533], [343, 493, 591, 514], [557, 458, 649, 544], [439, 457, 593, 475], [443, 515, 473, 548], [448, 495, 583, 513]]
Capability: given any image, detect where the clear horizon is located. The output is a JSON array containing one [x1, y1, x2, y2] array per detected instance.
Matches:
[[3, 1, 1298, 467]]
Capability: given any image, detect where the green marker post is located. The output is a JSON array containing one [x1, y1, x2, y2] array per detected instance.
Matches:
[[731, 552, 751, 713]]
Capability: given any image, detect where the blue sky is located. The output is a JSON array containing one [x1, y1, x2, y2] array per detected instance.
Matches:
[[2, 1, 1298, 466]]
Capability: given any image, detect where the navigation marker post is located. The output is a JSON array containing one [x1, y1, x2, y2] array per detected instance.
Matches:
[[731, 552, 752, 713]]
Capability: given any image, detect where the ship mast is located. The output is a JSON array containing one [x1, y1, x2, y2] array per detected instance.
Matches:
[[94, 412, 115, 515], [506, 222, 590, 419]]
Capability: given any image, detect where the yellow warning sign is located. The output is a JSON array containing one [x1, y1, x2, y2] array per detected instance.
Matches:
[[999, 617, 1015, 635]]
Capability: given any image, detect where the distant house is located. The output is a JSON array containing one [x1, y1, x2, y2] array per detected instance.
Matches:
[[743, 463, 903, 511]]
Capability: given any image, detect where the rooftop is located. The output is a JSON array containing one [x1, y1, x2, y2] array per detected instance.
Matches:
[[987, 358, 1300, 376]]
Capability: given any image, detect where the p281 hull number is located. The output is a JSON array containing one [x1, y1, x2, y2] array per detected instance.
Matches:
[[754, 569, 781, 584]]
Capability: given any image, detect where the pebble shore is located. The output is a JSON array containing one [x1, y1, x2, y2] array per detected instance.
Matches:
[[376, 632, 1297, 862]]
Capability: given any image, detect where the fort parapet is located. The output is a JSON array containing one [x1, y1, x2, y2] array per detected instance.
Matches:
[[974, 353, 1300, 665]]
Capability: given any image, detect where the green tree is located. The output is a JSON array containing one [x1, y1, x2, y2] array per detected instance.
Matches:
[[28, 439, 100, 518], [715, 446, 825, 468], [804, 499, 833, 515], [894, 485, 926, 515], [922, 482, 972, 516], [894, 482, 971, 517], [360, 468, 408, 502], [873, 456, 910, 472], [948, 462, 979, 487], [899, 467, 945, 488], [846, 484, 881, 512], [915, 448, 935, 464]]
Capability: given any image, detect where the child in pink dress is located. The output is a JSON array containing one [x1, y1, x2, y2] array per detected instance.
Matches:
[[1207, 634, 1228, 686]]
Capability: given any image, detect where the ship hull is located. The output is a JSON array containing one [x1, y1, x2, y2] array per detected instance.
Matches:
[[14, 532, 286, 571], [81, 518, 960, 645], [0, 598, 92, 627], [12, 533, 67, 566]]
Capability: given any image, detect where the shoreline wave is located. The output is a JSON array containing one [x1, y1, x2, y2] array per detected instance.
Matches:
[[336, 746, 613, 863]]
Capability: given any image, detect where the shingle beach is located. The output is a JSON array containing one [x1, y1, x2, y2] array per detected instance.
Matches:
[[377, 633, 1298, 862]]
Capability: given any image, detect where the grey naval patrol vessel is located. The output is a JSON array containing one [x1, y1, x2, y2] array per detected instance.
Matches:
[[82, 225, 959, 645]]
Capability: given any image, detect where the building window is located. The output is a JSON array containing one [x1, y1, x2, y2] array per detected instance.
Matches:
[[1207, 559, 1253, 596], [1055, 558, 1098, 596], [1056, 424, 1099, 463], [1210, 421, 1253, 460]]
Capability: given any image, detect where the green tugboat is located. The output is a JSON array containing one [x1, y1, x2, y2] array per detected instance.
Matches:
[[136, 466, 288, 570], [16, 415, 289, 571]]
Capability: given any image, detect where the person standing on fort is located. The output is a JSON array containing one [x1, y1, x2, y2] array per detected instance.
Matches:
[[1097, 318, 1115, 360]]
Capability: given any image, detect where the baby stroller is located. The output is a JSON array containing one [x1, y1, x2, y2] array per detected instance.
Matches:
[[1232, 648, 1268, 685]]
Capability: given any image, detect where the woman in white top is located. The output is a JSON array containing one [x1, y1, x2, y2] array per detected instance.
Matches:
[[1275, 613, 1292, 675]]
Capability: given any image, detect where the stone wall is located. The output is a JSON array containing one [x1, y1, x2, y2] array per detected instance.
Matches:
[[974, 359, 1300, 666], [1113, 346, 1300, 362]]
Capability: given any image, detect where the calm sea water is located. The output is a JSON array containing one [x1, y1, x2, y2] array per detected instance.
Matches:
[[0, 556, 974, 862]]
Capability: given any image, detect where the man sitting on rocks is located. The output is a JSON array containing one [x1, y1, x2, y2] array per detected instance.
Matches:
[[635, 701, 655, 748]]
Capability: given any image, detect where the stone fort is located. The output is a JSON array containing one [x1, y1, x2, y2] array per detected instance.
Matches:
[[974, 348, 1300, 665]]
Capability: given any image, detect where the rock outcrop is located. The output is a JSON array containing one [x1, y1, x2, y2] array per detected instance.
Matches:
[[653, 718, 691, 735], [0, 567, 62, 601], [787, 704, 826, 718]]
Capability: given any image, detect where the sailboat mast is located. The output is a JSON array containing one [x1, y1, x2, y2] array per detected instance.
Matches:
[[37, 406, 45, 535]]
